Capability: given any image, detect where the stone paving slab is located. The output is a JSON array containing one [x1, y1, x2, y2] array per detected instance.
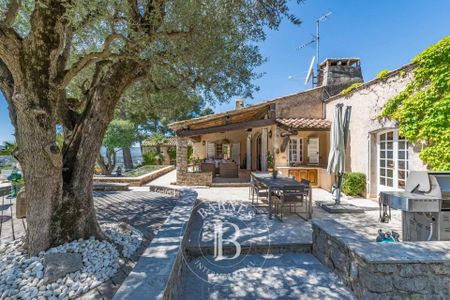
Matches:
[[181, 253, 356, 299], [186, 200, 313, 254]]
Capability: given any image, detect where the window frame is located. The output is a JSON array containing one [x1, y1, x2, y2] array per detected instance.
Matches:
[[377, 129, 409, 191], [288, 137, 303, 164]]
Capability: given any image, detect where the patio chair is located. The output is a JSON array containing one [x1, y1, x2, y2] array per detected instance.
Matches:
[[251, 180, 268, 206], [200, 162, 216, 176], [272, 185, 307, 222]]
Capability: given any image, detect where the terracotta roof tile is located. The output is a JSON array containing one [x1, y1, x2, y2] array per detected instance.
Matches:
[[276, 118, 331, 129]]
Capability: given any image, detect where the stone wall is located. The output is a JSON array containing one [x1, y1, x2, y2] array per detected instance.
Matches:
[[312, 219, 450, 300], [274, 88, 324, 119], [93, 165, 175, 186], [177, 171, 213, 186], [113, 189, 198, 300]]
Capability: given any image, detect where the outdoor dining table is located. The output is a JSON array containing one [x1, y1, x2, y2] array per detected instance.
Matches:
[[251, 172, 312, 219]]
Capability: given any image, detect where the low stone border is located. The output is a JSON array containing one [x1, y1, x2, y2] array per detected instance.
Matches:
[[112, 188, 198, 300], [312, 219, 450, 299], [148, 185, 181, 198], [93, 182, 130, 191], [176, 171, 213, 186], [94, 166, 175, 186]]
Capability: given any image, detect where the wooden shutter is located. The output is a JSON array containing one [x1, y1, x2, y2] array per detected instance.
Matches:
[[206, 142, 216, 159]]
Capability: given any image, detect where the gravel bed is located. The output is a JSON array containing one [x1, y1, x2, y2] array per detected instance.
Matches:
[[0, 223, 143, 299]]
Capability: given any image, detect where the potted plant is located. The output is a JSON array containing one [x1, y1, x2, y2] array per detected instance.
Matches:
[[267, 152, 278, 178]]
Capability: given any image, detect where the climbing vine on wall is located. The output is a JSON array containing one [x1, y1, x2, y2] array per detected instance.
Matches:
[[382, 36, 450, 170]]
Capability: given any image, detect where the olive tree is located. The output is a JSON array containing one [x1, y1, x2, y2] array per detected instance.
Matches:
[[98, 119, 136, 175], [0, 0, 300, 254]]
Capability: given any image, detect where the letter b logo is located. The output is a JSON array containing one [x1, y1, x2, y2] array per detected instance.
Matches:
[[213, 221, 241, 261]]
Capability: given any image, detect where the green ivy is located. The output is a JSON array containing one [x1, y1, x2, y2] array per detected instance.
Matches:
[[339, 82, 363, 96], [381, 36, 450, 170], [376, 70, 390, 80]]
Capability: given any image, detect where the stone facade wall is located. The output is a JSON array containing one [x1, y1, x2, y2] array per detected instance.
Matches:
[[176, 171, 213, 186], [274, 88, 324, 119], [312, 220, 450, 300]]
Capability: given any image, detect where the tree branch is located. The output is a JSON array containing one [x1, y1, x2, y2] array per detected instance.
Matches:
[[2, 0, 20, 27], [61, 33, 128, 87], [127, 0, 141, 24]]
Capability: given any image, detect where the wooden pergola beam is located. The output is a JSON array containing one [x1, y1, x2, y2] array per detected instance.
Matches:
[[176, 118, 276, 137]]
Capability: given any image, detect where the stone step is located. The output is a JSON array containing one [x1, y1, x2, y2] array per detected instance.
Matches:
[[185, 242, 311, 257], [180, 253, 356, 299], [93, 182, 130, 191]]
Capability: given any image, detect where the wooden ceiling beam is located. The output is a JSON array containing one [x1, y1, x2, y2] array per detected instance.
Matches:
[[176, 118, 276, 137]]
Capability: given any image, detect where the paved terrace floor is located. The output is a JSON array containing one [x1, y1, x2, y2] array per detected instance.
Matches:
[[0, 191, 177, 299], [147, 171, 402, 299], [148, 170, 403, 242]]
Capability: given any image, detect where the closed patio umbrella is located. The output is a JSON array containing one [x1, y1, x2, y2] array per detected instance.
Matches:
[[327, 103, 351, 205]]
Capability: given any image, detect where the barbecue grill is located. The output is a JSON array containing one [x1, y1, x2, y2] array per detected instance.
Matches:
[[379, 171, 450, 241]]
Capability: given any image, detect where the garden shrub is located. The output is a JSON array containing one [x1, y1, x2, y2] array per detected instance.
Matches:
[[342, 172, 366, 196], [143, 151, 163, 165], [168, 147, 176, 164]]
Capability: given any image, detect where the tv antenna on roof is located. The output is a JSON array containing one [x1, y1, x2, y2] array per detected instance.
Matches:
[[299, 11, 332, 87]]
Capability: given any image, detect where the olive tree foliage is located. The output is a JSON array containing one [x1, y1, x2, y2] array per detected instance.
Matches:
[[98, 119, 136, 175], [120, 80, 214, 136], [382, 37, 450, 170], [0, 141, 15, 155], [0, 0, 301, 254]]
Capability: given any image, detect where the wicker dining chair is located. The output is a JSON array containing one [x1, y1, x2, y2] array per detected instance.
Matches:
[[251, 180, 268, 205], [272, 185, 307, 221]]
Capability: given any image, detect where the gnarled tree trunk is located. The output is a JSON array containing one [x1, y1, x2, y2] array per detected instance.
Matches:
[[11, 58, 141, 255], [122, 147, 134, 170], [97, 149, 116, 175]]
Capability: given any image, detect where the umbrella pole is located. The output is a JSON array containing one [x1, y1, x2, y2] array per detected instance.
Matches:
[[336, 173, 343, 205]]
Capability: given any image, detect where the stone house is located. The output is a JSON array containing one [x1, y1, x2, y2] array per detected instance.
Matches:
[[169, 58, 427, 197], [324, 63, 426, 197]]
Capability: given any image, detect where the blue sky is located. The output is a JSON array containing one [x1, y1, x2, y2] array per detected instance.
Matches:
[[1, 0, 449, 143]]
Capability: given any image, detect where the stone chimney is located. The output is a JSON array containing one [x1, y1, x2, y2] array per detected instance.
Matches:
[[235, 99, 244, 110], [317, 58, 363, 91]]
